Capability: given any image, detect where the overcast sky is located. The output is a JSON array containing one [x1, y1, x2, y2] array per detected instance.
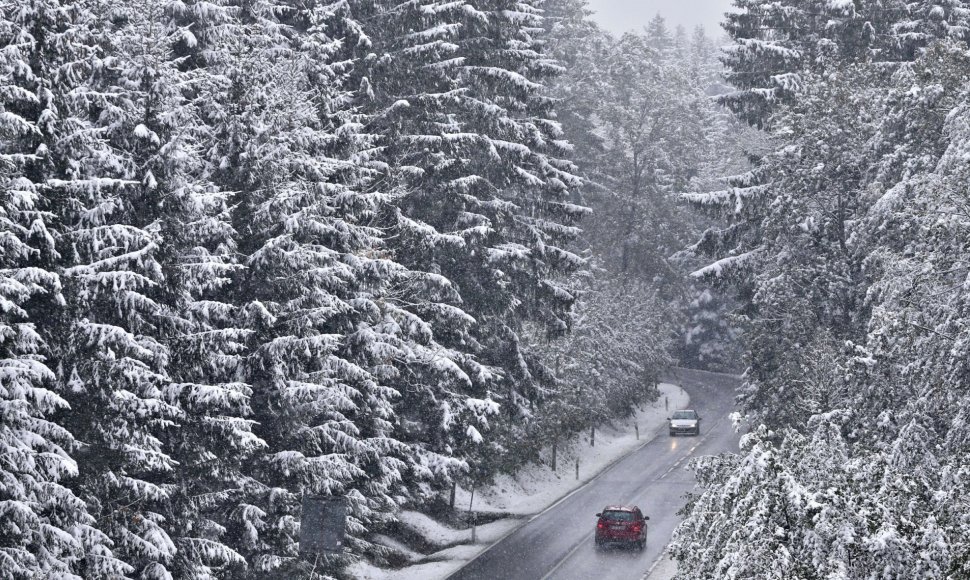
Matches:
[[585, 0, 736, 38]]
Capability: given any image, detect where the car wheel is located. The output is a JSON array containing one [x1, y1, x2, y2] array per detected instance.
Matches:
[[638, 539, 646, 551], [669, 430, 675, 436]]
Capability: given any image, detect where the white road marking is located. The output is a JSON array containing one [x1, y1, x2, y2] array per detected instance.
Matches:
[[537, 532, 595, 580], [659, 438, 704, 479], [641, 546, 669, 579]]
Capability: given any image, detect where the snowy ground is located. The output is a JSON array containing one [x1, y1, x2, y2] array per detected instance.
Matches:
[[349, 383, 689, 580]]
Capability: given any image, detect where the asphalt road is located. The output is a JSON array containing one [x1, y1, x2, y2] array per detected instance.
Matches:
[[446, 368, 741, 580]]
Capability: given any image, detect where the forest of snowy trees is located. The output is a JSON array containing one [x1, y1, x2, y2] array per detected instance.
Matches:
[[0, 0, 738, 577], [673, 1, 970, 578], [18, 0, 970, 578]]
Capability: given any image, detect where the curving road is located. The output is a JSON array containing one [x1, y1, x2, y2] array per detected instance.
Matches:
[[446, 368, 740, 580]]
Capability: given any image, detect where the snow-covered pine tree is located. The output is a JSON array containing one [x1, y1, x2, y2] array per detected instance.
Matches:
[[351, 0, 587, 477], [720, 0, 874, 128], [443, 0, 587, 467], [644, 13, 672, 51], [95, 0, 264, 576], [0, 0, 148, 577], [677, 284, 741, 372], [0, 2, 128, 575], [685, 1, 918, 429], [169, 1, 464, 573], [690, 0, 970, 430], [539, 0, 607, 182], [335, 0, 510, 498], [893, 0, 970, 59], [38, 10, 189, 580]]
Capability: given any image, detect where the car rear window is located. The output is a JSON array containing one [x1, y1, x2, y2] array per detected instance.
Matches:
[[672, 411, 696, 419], [602, 510, 634, 521]]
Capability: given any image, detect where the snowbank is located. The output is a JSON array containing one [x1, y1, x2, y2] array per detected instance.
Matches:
[[350, 518, 521, 580]]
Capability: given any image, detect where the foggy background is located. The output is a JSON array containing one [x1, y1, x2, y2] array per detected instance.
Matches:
[[585, 0, 735, 37]]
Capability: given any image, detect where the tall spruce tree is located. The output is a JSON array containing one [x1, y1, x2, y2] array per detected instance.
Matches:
[[170, 1, 463, 574], [351, 0, 587, 477], [96, 0, 264, 576], [0, 0, 156, 577], [0, 2, 129, 575]]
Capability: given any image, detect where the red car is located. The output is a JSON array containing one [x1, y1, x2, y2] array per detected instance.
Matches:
[[594, 505, 648, 550]]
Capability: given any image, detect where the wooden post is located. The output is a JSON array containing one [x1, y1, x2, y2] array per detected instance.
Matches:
[[468, 485, 476, 542], [575, 458, 579, 480], [551, 439, 558, 472], [449, 481, 457, 509], [590, 424, 595, 447], [665, 395, 669, 411], [635, 422, 639, 440]]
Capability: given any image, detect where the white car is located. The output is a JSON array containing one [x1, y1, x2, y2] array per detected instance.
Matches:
[[668, 409, 701, 436]]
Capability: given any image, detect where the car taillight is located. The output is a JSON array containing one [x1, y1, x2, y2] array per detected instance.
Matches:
[[632, 524, 642, 532], [597, 522, 605, 529]]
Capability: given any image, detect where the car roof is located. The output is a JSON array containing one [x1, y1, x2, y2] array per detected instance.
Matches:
[[602, 505, 637, 512]]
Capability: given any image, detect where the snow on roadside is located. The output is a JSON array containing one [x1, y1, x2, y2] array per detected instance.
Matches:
[[351, 518, 521, 580], [348, 383, 688, 580], [350, 516, 522, 580], [353, 559, 462, 580], [644, 551, 678, 580], [395, 512, 520, 548], [372, 535, 422, 562]]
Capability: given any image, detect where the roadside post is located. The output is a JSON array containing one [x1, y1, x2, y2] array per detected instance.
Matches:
[[468, 484, 477, 543], [575, 458, 579, 480]]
